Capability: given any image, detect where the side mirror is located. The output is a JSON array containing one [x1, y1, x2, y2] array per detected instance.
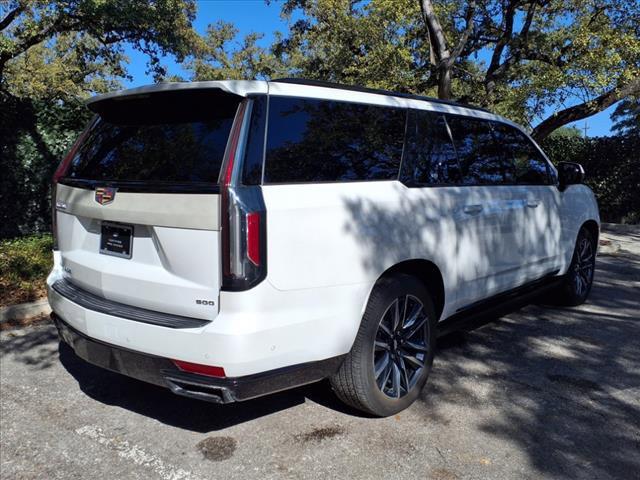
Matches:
[[558, 162, 585, 190]]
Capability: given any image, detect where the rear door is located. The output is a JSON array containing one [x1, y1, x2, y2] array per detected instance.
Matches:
[[53, 89, 242, 321]]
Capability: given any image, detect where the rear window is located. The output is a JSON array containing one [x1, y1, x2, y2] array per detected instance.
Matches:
[[264, 97, 406, 183], [63, 90, 239, 191]]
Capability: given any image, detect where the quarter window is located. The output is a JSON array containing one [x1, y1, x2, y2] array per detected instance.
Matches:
[[264, 97, 406, 183], [445, 115, 507, 185]]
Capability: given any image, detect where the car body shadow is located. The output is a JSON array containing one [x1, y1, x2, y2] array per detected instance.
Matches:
[[57, 341, 367, 433]]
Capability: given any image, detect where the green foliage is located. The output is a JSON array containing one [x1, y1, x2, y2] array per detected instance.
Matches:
[[1, 0, 201, 91], [0, 0, 201, 239], [0, 93, 92, 238], [0, 233, 53, 305], [541, 135, 640, 224], [611, 97, 640, 136], [548, 127, 583, 139]]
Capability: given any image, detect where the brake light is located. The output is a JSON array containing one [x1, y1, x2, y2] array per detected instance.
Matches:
[[51, 124, 92, 250], [246, 212, 260, 266], [173, 360, 226, 378], [220, 100, 267, 291]]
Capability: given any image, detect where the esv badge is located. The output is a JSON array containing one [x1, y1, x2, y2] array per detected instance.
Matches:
[[95, 187, 117, 205]]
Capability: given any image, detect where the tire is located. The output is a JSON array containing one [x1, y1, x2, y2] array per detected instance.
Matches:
[[330, 273, 437, 417], [558, 226, 596, 306]]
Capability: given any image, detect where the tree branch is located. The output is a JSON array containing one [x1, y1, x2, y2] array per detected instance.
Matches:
[[0, 5, 24, 31], [420, 0, 449, 63], [486, 0, 517, 79], [451, 0, 476, 60], [531, 77, 640, 141]]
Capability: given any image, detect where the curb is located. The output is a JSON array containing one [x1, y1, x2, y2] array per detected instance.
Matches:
[[0, 299, 51, 324]]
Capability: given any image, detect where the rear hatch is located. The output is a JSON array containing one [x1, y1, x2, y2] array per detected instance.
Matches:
[[53, 88, 242, 321]]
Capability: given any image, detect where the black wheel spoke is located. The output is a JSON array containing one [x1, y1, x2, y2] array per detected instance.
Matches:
[[403, 340, 429, 353], [373, 293, 431, 399], [404, 316, 428, 341], [374, 352, 390, 378], [392, 299, 401, 332], [391, 362, 401, 398], [402, 303, 423, 331], [402, 352, 425, 369], [398, 356, 410, 393], [378, 321, 393, 339]]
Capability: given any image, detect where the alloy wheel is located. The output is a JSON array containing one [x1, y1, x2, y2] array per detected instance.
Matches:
[[573, 235, 595, 297], [373, 294, 430, 398]]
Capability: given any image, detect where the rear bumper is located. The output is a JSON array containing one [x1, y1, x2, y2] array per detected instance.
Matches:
[[53, 313, 344, 403]]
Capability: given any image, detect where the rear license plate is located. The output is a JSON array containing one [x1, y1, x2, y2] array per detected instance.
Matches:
[[100, 222, 133, 259]]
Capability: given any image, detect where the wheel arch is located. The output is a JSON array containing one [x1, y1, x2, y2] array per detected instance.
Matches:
[[367, 259, 446, 322], [581, 219, 600, 245]]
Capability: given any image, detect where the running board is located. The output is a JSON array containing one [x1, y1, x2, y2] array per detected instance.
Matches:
[[437, 272, 562, 337]]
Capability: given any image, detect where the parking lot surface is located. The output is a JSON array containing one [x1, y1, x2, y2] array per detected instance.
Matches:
[[1, 254, 639, 480]]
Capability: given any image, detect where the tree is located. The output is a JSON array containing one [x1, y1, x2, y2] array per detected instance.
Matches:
[[0, 1, 201, 88], [416, 0, 640, 141], [193, 0, 640, 141], [611, 97, 640, 136], [0, 1, 201, 238]]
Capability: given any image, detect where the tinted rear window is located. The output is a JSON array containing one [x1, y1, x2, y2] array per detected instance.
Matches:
[[264, 97, 406, 183], [446, 115, 508, 185], [64, 90, 239, 190]]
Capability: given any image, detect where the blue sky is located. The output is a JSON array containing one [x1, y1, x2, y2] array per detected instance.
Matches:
[[123, 0, 617, 136]]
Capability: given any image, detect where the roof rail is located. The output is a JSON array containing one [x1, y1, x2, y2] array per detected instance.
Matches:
[[270, 78, 491, 113]]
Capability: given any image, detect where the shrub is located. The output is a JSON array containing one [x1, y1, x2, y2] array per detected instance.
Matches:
[[0, 234, 53, 305], [541, 134, 640, 224]]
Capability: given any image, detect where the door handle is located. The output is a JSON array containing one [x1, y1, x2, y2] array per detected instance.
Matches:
[[463, 204, 484, 215], [526, 200, 540, 208]]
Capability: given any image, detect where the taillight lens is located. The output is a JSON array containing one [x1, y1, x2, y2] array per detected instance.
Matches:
[[220, 101, 267, 291], [246, 212, 261, 266]]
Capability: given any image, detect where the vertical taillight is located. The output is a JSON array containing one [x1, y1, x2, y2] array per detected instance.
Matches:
[[220, 101, 267, 291], [51, 124, 92, 250], [246, 212, 261, 266]]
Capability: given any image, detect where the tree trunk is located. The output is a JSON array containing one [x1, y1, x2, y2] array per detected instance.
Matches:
[[437, 63, 452, 100], [420, 0, 453, 100]]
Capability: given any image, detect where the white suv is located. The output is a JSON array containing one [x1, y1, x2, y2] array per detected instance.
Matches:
[[48, 79, 600, 416]]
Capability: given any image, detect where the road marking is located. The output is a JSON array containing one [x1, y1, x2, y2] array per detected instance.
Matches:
[[75, 425, 202, 480]]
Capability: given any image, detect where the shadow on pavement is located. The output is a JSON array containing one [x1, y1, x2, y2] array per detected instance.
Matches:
[[2, 255, 638, 478], [56, 339, 366, 432], [417, 254, 640, 479]]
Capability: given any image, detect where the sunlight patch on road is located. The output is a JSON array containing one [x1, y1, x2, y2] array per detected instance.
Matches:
[[75, 425, 201, 480]]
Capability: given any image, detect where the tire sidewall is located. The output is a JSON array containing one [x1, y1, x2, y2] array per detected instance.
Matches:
[[358, 274, 437, 416], [565, 227, 596, 303]]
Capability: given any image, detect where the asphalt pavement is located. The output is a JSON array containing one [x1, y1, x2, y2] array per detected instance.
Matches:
[[1, 253, 639, 480]]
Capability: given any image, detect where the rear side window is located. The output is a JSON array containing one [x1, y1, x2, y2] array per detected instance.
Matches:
[[446, 115, 508, 185], [65, 90, 239, 190], [401, 110, 460, 185], [264, 97, 406, 183], [491, 122, 552, 185]]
